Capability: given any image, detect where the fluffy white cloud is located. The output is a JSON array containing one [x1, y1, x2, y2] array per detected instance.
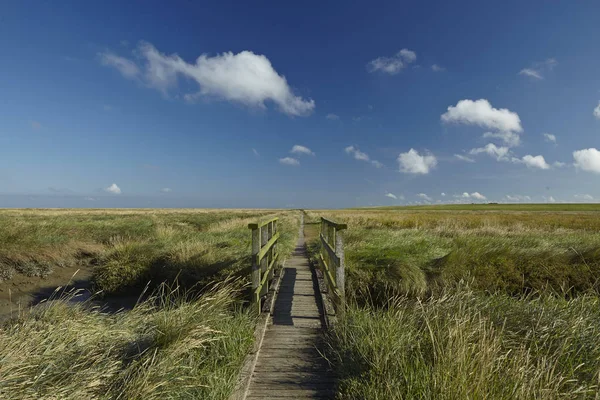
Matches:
[[367, 48, 417, 74], [99, 43, 314, 116], [160, 188, 172, 193], [543, 133, 557, 143], [326, 113, 340, 120], [441, 99, 523, 135], [482, 131, 521, 147], [574, 194, 594, 201], [521, 155, 550, 170], [594, 102, 600, 119], [456, 192, 487, 200], [469, 143, 510, 161], [385, 192, 397, 199], [518, 58, 557, 80], [345, 146, 382, 167], [441, 192, 446, 196], [398, 149, 437, 174], [105, 183, 121, 194], [279, 157, 300, 166], [544, 196, 557, 203], [454, 154, 475, 163], [290, 145, 315, 156], [573, 148, 600, 173], [431, 64, 445, 72], [417, 193, 432, 201]]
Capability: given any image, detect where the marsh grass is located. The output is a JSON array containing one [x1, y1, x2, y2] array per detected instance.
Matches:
[[305, 209, 600, 398], [327, 287, 600, 399], [0, 281, 255, 400], [0, 209, 299, 294]]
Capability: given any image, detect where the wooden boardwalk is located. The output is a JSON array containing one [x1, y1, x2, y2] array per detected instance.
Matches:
[[246, 233, 335, 399]]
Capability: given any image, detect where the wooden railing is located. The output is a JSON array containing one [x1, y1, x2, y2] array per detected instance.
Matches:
[[248, 217, 280, 313], [318, 217, 347, 313]]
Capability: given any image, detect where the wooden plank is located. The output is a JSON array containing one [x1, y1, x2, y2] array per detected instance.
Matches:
[[246, 228, 334, 400]]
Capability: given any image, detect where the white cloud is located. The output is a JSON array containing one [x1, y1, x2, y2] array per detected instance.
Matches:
[[417, 193, 432, 201], [505, 194, 531, 202], [367, 48, 417, 74], [279, 157, 300, 166], [385, 192, 397, 199], [399, 49, 417, 63], [252, 148, 260, 157], [574, 194, 594, 201], [456, 192, 487, 200], [84, 197, 96, 201], [544, 195, 557, 203], [431, 64, 445, 72], [326, 113, 340, 120], [469, 143, 510, 161], [441, 99, 522, 135], [98, 51, 141, 79], [345, 145, 382, 167], [553, 161, 566, 168], [105, 183, 121, 194], [290, 145, 315, 156], [454, 154, 475, 163], [99, 43, 314, 116], [594, 102, 600, 119], [398, 149, 437, 174], [482, 131, 521, 147], [519, 68, 543, 80], [543, 133, 557, 143], [441, 192, 446, 196], [160, 188, 172, 193], [573, 148, 600, 173], [521, 155, 550, 170], [518, 58, 557, 80]]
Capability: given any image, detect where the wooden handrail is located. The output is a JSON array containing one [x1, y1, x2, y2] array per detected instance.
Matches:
[[318, 217, 346, 314], [248, 218, 280, 313], [248, 217, 279, 230]]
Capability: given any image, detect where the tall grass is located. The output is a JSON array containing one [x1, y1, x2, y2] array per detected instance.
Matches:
[[326, 287, 600, 399], [305, 209, 600, 398], [0, 282, 254, 400], [0, 209, 299, 294]]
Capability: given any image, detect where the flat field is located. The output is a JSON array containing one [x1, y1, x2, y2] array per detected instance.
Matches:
[[0, 208, 299, 400], [306, 206, 600, 399]]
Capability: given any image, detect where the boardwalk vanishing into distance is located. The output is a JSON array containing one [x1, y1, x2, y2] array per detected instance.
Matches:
[[245, 227, 335, 399]]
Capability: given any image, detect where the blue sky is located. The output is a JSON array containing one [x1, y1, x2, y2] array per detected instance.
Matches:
[[1, 1, 600, 208]]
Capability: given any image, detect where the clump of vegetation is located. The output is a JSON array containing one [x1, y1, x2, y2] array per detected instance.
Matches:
[[0, 282, 254, 400], [326, 287, 600, 399], [0, 209, 299, 294]]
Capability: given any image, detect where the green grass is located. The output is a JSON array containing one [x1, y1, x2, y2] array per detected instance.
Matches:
[[306, 209, 600, 398], [360, 203, 600, 212], [0, 209, 299, 294], [0, 282, 255, 400], [0, 209, 301, 399]]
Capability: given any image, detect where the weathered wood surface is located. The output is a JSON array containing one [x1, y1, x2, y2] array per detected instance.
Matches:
[[246, 232, 335, 399]]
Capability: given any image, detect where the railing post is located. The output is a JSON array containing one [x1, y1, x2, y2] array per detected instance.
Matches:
[[260, 225, 269, 297], [250, 225, 261, 313], [335, 229, 345, 310]]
